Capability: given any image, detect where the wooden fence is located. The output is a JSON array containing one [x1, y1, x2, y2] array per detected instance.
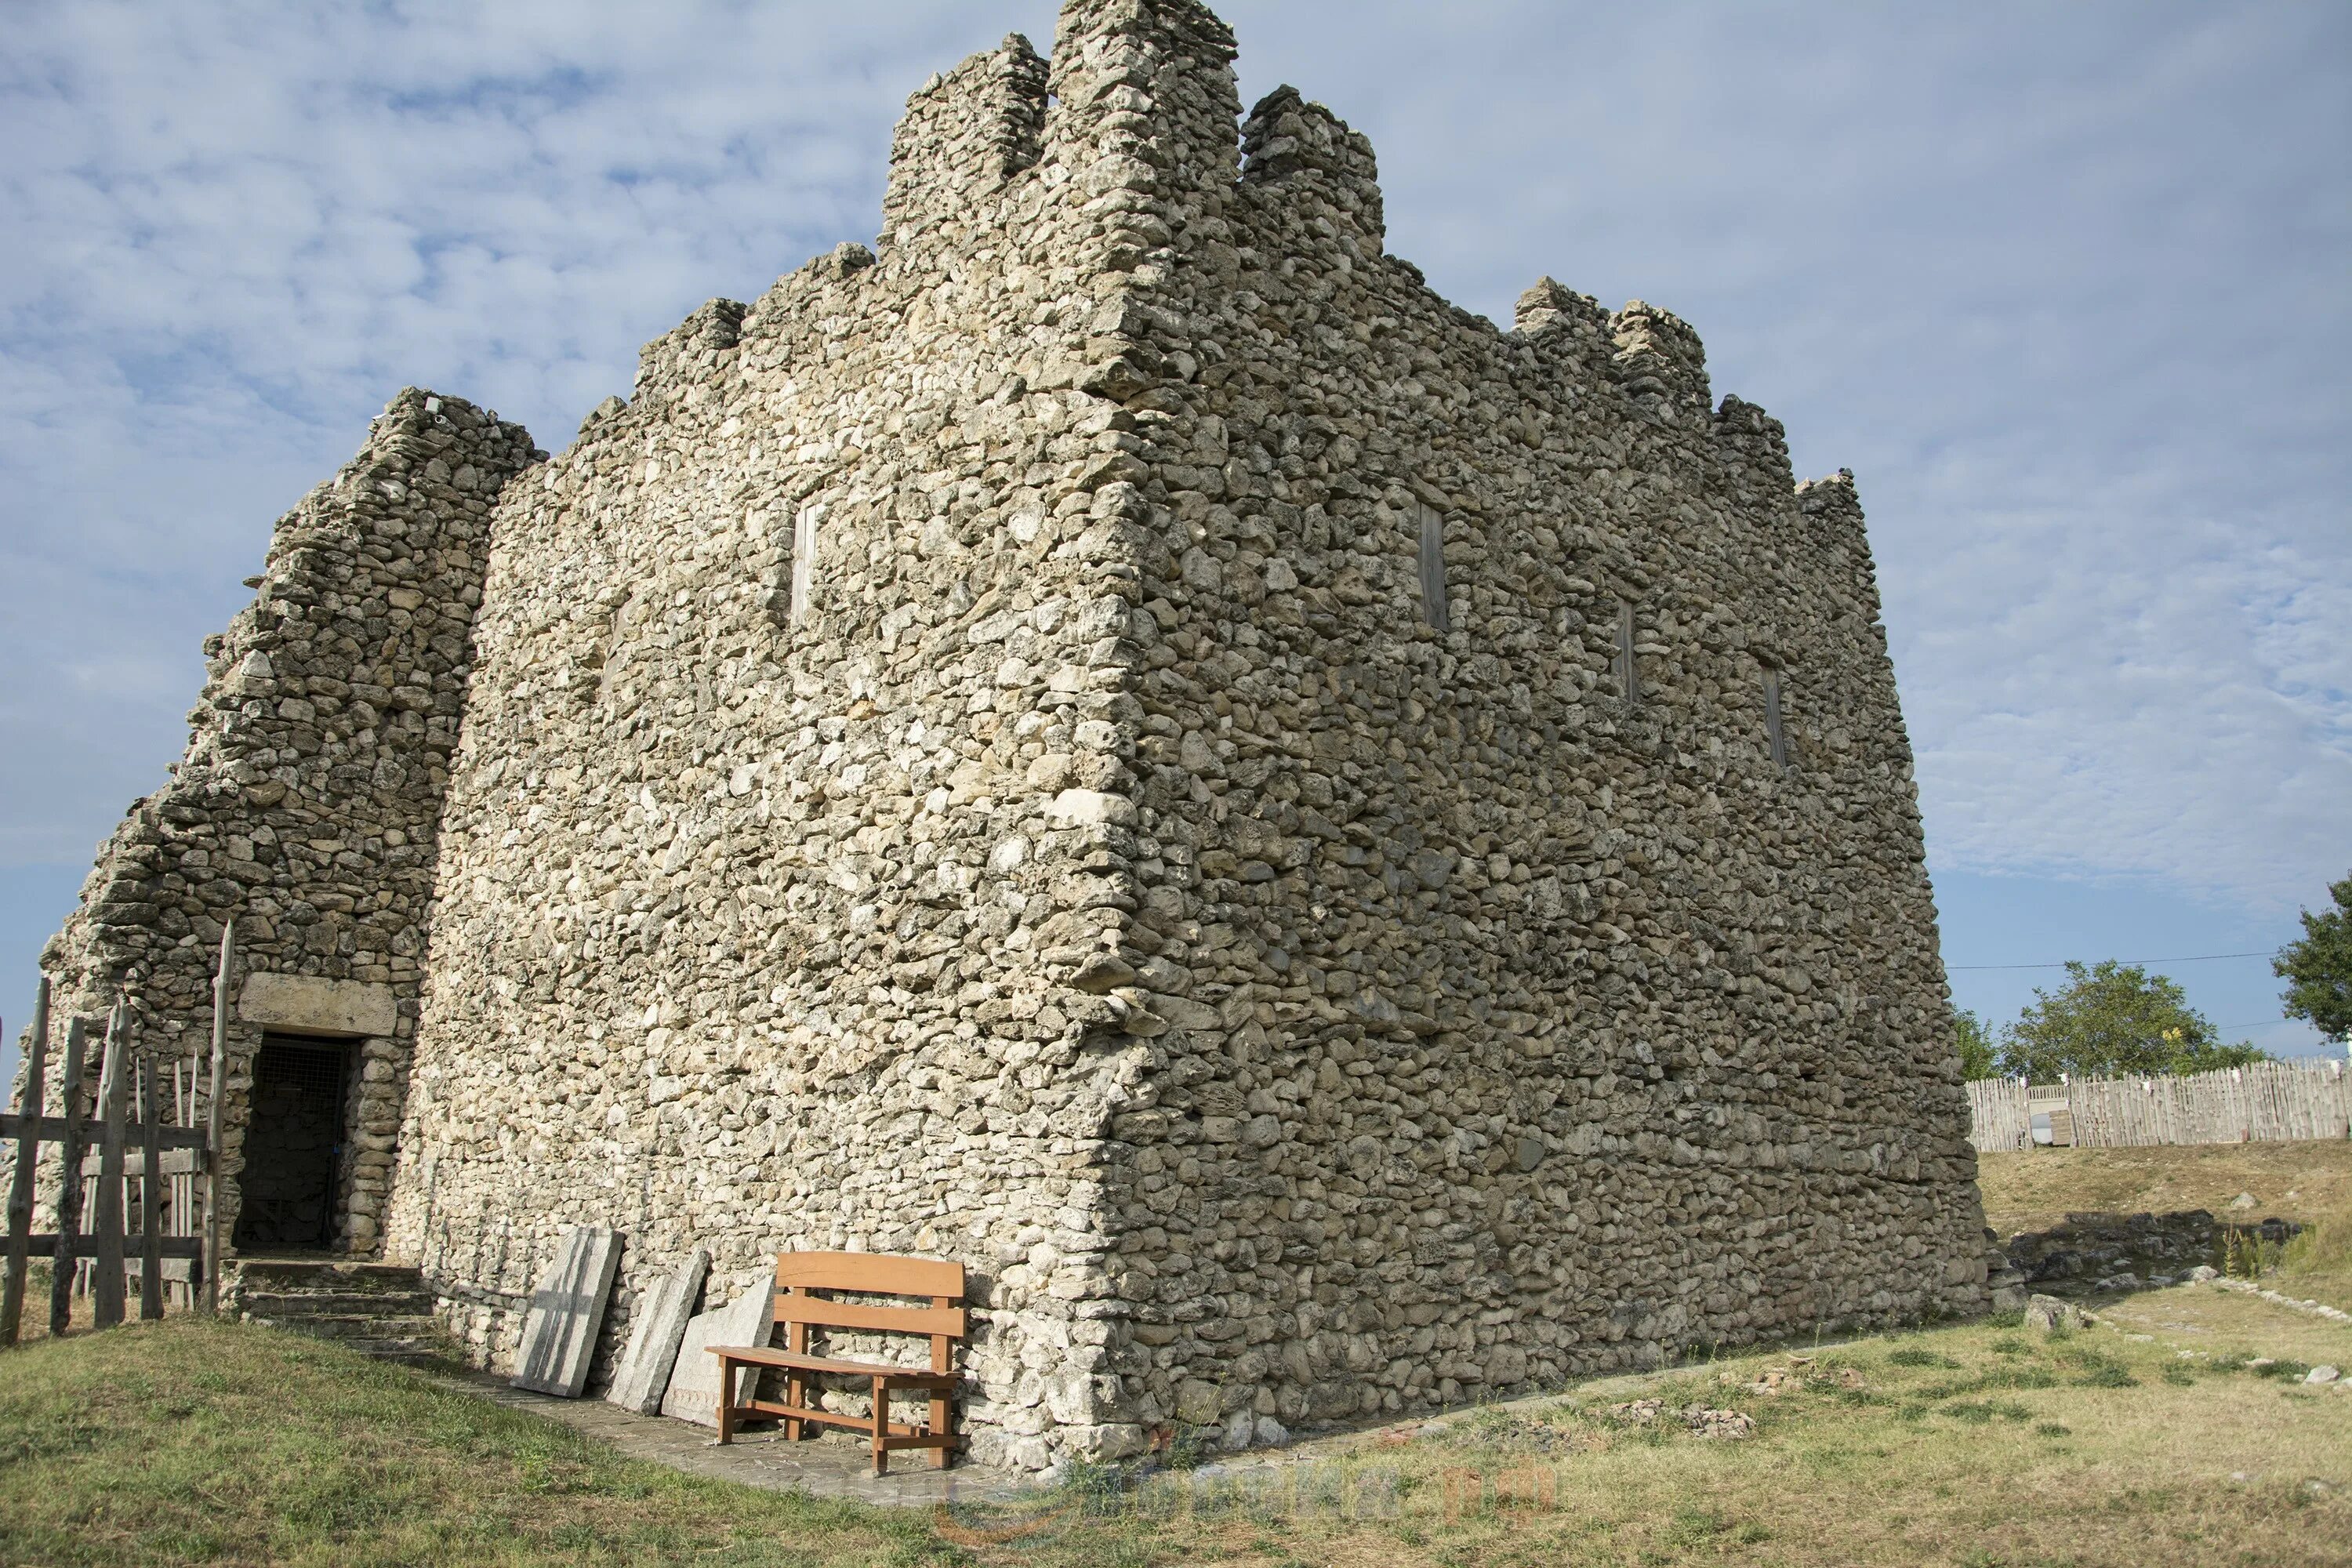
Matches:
[[1965, 1079, 2032, 1153], [1969, 1059, 2352, 1152], [0, 926, 232, 1344], [2064, 1059, 2352, 1149]]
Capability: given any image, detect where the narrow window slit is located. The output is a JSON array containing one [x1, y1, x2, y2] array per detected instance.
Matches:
[[1613, 600, 1639, 705], [1417, 503, 1450, 632], [790, 502, 824, 623], [1762, 666, 1790, 769]]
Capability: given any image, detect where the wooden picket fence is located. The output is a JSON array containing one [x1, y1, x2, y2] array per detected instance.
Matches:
[[1968, 1058, 2352, 1152], [0, 927, 234, 1345], [1965, 1079, 2032, 1153], [2064, 1059, 2352, 1149]]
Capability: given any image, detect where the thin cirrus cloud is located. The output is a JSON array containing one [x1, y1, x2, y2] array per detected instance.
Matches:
[[0, 2, 2345, 958]]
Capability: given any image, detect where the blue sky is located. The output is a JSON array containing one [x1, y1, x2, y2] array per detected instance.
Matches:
[[3, 1, 2347, 1085]]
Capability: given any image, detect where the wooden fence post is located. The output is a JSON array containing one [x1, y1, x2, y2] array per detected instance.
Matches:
[[47, 1018, 90, 1338], [92, 1003, 129, 1330], [205, 921, 233, 1316], [138, 1047, 164, 1321], [1, 978, 51, 1345]]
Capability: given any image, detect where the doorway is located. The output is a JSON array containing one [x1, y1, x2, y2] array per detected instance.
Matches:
[[233, 1036, 351, 1250]]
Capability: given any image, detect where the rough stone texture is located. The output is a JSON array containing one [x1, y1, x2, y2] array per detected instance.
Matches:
[[608, 1247, 710, 1414], [18, 0, 1987, 1472], [513, 1225, 622, 1396]]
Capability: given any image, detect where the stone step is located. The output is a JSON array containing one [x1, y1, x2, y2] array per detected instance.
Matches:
[[240, 1289, 436, 1317], [234, 1261, 425, 1294], [247, 1312, 444, 1340]]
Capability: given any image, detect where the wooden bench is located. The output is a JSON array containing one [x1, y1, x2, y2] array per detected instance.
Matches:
[[710, 1251, 965, 1476]]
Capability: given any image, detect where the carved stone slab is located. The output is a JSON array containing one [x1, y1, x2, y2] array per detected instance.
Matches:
[[659, 1280, 774, 1426], [510, 1225, 622, 1397], [605, 1247, 710, 1415]]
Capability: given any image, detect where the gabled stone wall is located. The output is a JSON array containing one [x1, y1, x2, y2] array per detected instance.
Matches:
[[377, 6, 1222, 1471], [16, 390, 539, 1253]]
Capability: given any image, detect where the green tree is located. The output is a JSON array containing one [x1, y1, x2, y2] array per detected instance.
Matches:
[[1997, 960, 2270, 1081], [1955, 1009, 1998, 1080], [2275, 873, 2352, 1040]]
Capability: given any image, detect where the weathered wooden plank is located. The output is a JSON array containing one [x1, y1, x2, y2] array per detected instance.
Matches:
[[0, 1114, 206, 1152], [138, 1054, 163, 1319], [92, 1007, 132, 1329], [205, 921, 232, 1315], [77, 1146, 201, 1178], [1, 978, 50, 1345], [46, 1018, 90, 1338], [10, 1235, 204, 1261]]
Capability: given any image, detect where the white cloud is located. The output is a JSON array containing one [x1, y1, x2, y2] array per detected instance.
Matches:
[[0, 0, 2345, 930]]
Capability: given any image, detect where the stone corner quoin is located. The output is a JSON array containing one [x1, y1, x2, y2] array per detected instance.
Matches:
[[12, 0, 1989, 1472]]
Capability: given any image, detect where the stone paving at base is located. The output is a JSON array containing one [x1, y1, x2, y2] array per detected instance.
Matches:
[[427, 1367, 1038, 1507]]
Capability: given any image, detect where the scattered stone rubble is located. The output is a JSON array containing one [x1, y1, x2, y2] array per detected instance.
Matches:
[[1605, 1399, 1755, 1439], [14, 0, 1988, 1470]]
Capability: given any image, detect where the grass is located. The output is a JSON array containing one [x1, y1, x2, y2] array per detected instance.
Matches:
[[0, 1318, 952, 1568], [1976, 1141, 2352, 1236], [4, 1308, 2349, 1567], [6, 1145, 2351, 1564], [2276, 1207, 2352, 1311], [1980, 1138, 2352, 1312], [5, 1260, 187, 1345]]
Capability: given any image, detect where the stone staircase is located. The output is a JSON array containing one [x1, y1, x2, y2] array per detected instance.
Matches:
[[232, 1258, 453, 1363]]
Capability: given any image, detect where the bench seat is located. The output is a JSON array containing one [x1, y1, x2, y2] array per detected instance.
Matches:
[[710, 1250, 966, 1476]]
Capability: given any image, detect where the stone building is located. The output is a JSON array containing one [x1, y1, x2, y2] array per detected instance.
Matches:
[[17, 0, 1990, 1469]]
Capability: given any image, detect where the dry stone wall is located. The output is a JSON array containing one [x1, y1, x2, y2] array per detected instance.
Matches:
[[1071, 44, 1992, 1446], [379, 16, 1207, 1470], [14, 390, 539, 1252]]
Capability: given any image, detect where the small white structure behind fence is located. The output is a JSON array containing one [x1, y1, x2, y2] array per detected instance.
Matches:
[[1969, 1060, 2352, 1152]]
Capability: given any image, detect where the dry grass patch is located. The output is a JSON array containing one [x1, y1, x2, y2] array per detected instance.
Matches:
[[2, 1260, 191, 1347], [1977, 1141, 2352, 1236], [948, 1312, 2352, 1567]]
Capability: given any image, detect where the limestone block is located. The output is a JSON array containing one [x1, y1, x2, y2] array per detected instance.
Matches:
[[659, 1283, 775, 1427], [606, 1248, 710, 1415], [238, 972, 398, 1039], [511, 1226, 622, 1397]]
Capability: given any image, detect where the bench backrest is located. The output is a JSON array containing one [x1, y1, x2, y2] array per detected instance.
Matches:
[[771, 1252, 967, 1373]]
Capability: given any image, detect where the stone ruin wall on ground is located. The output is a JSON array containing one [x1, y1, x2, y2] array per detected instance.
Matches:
[[20, 0, 1989, 1473]]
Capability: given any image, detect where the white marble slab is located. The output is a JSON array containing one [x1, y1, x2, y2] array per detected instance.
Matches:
[[659, 1280, 775, 1426], [606, 1247, 710, 1415], [510, 1226, 622, 1398]]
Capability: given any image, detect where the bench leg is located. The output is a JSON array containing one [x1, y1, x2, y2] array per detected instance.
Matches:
[[716, 1356, 737, 1446], [931, 1388, 952, 1470], [871, 1376, 888, 1477], [783, 1367, 804, 1442]]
